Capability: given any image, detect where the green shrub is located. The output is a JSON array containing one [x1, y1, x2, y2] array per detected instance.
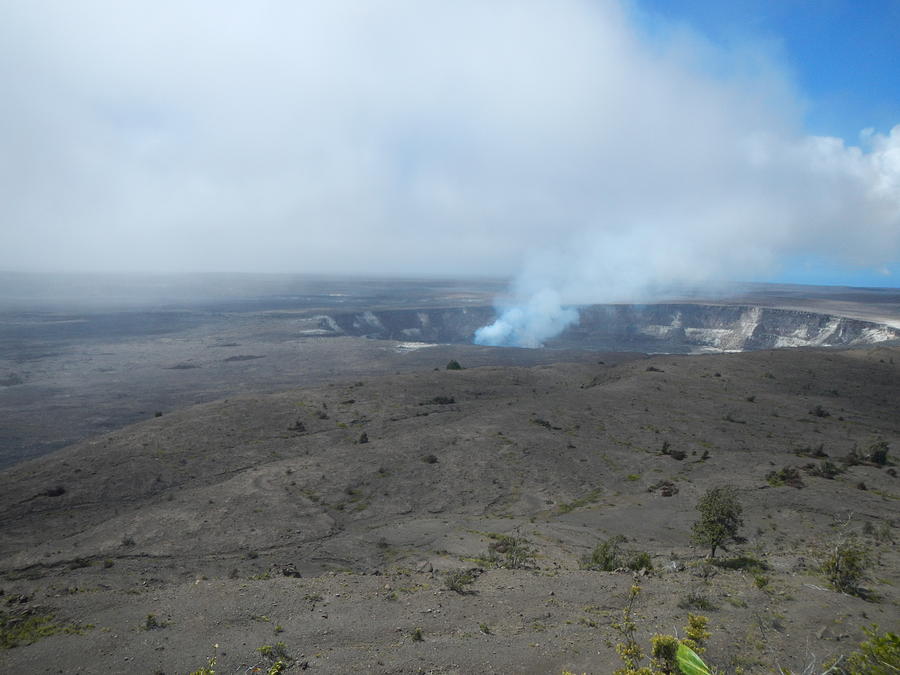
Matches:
[[807, 461, 842, 479], [766, 466, 804, 488], [682, 614, 710, 654], [492, 536, 534, 569], [863, 440, 890, 466], [650, 633, 679, 673], [820, 537, 872, 595], [143, 613, 166, 630], [446, 360, 463, 370], [582, 537, 652, 572], [585, 536, 625, 571], [256, 642, 293, 672], [480, 534, 535, 569], [628, 551, 653, 572], [444, 569, 475, 594]]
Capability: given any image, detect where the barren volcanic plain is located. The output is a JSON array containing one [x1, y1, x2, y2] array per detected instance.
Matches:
[[0, 276, 898, 674]]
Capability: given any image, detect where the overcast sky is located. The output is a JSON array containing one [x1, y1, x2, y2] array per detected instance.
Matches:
[[1, 0, 898, 289]]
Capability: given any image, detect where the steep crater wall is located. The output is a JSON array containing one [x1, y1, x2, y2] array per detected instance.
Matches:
[[309, 304, 900, 353]]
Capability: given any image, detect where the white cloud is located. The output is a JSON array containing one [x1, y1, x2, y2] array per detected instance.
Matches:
[[0, 0, 897, 311]]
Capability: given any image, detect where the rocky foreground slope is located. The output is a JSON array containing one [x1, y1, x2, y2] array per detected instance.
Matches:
[[0, 346, 898, 673]]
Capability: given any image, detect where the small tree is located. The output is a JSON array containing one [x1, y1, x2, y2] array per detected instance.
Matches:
[[691, 486, 743, 558]]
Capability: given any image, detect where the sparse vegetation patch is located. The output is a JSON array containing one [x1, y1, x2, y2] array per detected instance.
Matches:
[[1, 609, 93, 649]]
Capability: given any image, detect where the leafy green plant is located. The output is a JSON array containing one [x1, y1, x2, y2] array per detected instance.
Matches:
[[676, 643, 713, 675], [841, 625, 900, 674], [446, 360, 463, 370]]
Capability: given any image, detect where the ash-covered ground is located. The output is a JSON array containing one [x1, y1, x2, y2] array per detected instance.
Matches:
[[0, 275, 898, 674]]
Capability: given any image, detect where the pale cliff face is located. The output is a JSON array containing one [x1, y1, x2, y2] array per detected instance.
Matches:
[[315, 304, 900, 353]]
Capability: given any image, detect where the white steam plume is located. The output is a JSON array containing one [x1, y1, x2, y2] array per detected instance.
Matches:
[[475, 74, 900, 345], [474, 290, 578, 348]]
